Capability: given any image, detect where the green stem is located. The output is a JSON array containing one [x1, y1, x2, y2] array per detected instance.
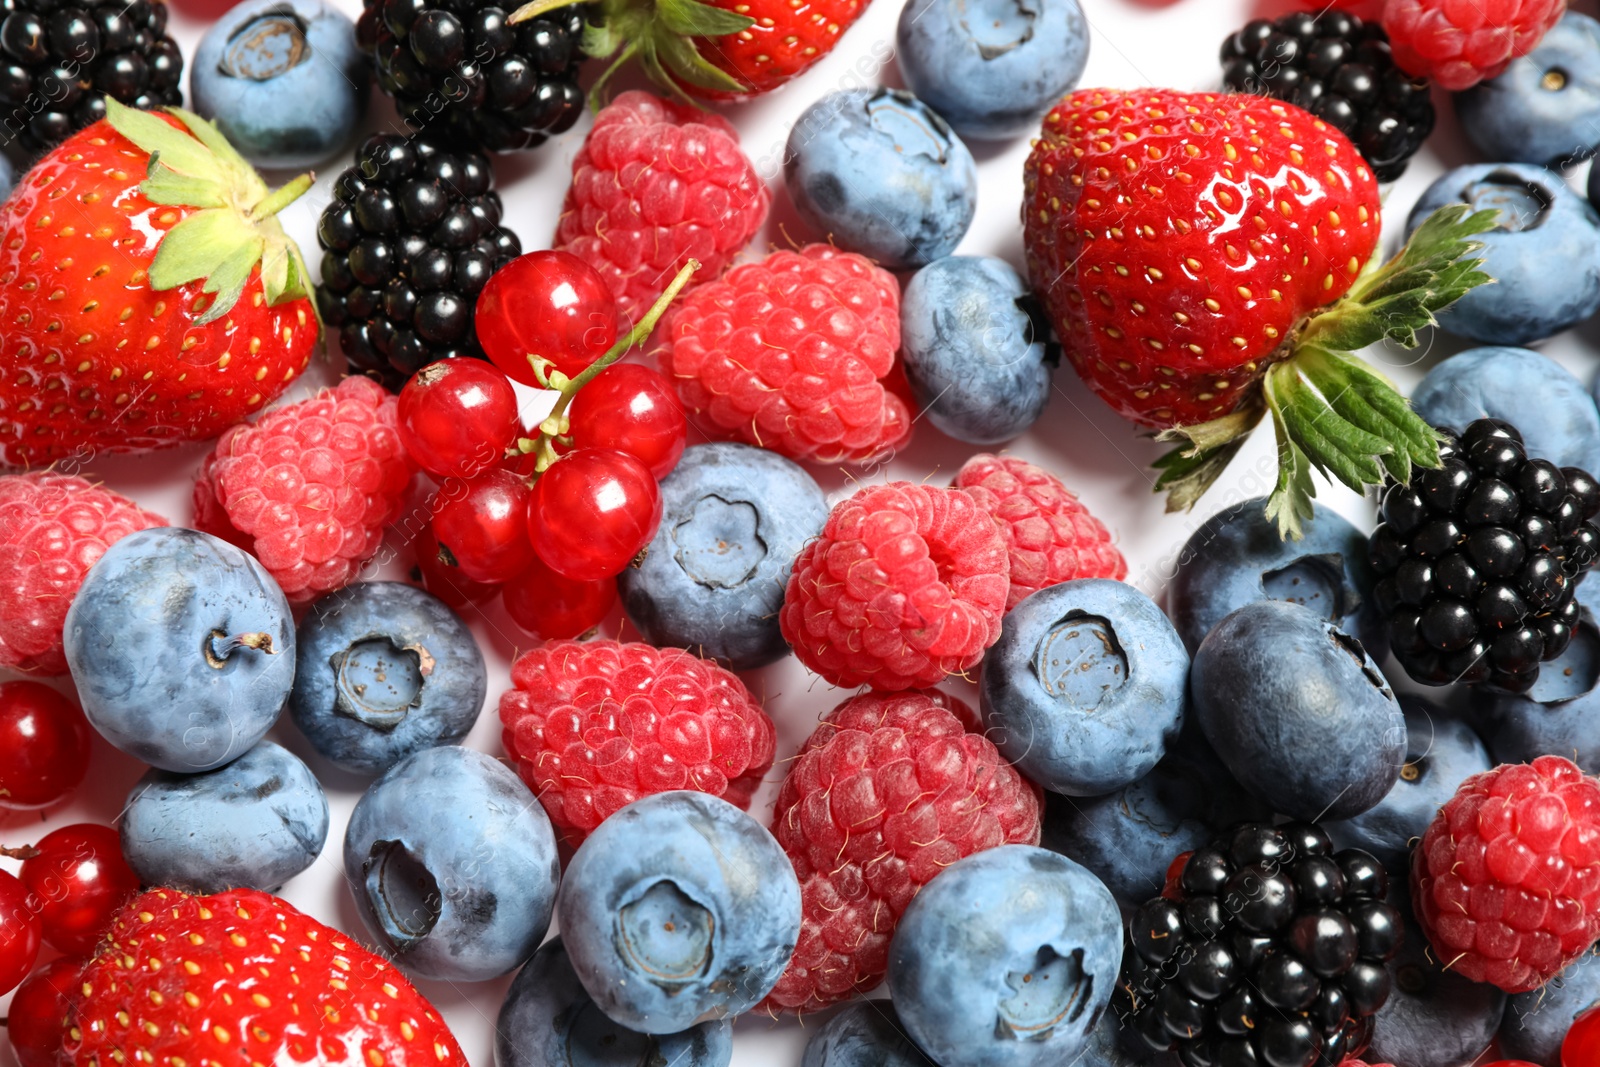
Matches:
[[249, 172, 315, 220]]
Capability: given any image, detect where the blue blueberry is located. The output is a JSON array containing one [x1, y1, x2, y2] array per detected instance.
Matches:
[[1478, 592, 1600, 775], [343, 745, 558, 983], [289, 581, 485, 776], [887, 845, 1122, 1067], [1407, 164, 1600, 345], [1410, 346, 1600, 474], [1166, 496, 1383, 656], [1500, 945, 1600, 1066], [1191, 600, 1406, 821], [800, 1001, 936, 1067], [899, 256, 1055, 445], [119, 740, 328, 895], [785, 88, 977, 270], [616, 443, 828, 670], [1456, 14, 1600, 166], [0, 154, 13, 203], [1367, 906, 1507, 1067], [497, 938, 733, 1067], [558, 790, 801, 1034], [896, 0, 1089, 141], [1324, 696, 1493, 871], [63, 527, 295, 774], [190, 0, 369, 169], [980, 579, 1187, 797]]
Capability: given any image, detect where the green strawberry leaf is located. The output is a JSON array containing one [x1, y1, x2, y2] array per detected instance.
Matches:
[[140, 169, 231, 209], [654, 0, 755, 37], [106, 99, 227, 184], [507, 0, 586, 23], [1153, 437, 1250, 513], [658, 32, 750, 92]]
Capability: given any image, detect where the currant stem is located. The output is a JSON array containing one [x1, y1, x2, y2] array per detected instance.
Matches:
[[0, 845, 39, 861]]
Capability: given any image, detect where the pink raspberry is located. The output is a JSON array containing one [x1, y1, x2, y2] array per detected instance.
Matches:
[[763, 690, 1042, 1013], [954, 453, 1126, 610], [499, 639, 776, 846], [0, 473, 166, 674], [1383, 0, 1565, 90], [781, 482, 1009, 690], [193, 376, 415, 603]]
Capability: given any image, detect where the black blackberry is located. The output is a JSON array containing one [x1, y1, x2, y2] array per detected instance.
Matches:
[[1115, 822, 1402, 1067], [1370, 418, 1600, 693], [1220, 10, 1434, 182], [356, 0, 587, 153], [316, 133, 522, 391], [0, 0, 182, 154]]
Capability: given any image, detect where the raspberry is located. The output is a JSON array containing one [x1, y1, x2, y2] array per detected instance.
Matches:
[[953, 454, 1126, 611], [498, 639, 776, 846], [554, 91, 769, 325], [1382, 0, 1564, 90], [664, 244, 913, 466], [763, 690, 1042, 1014], [781, 482, 1009, 690], [1413, 755, 1600, 993], [193, 376, 416, 604], [0, 473, 166, 675]]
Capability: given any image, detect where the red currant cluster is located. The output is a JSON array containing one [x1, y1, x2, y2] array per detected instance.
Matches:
[[395, 252, 695, 640]]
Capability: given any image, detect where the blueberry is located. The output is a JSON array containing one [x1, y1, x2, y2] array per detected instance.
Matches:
[[899, 256, 1055, 444], [1167, 496, 1384, 656], [190, 0, 369, 168], [558, 790, 801, 1033], [980, 579, 1187, 796], [64, 527, 295, 774], [1456, 13, 1600, 166], [888, 845, 1122, 1067], [1479, 588, 1600, 775], [1191, 600, 1405, 821], [1500, 944, 1600, 1065], [343, 745, 558, 982], [785, 88, 977, 270], [1324, 696, 1493, 870], [616, 443, 828, 671], [497, 938, 733, 1067], [800, 1001, 937, 1067], [119, 740, 329, 894], [895, 0, 1089, 141], [1367, 906, 1507, 1067], [1411, 346, 1600, 474], [289, 581, 486, 775], [1407, 164, 1600, 345], [0, 154, 12, 203]]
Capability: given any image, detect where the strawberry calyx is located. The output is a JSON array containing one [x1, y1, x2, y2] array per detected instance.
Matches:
[[508, 0, 755, 105], [1154, 204, 1498, 539], [103, 98, 316, 327]]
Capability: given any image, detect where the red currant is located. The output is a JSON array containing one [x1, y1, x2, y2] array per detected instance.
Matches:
[[566, 364, 688, 479], [18, 824, 139, 957], [6, 956, 83, 1067], [0, 682, 90, 810], [1565, 1006, 1600, 1067], [413, 526, 501, 609], [475, 250, 620, 385], [398, 360, 521, 480], [503, 554, 618, 640], [0, 869, 40, 995], [431, 470, 536, 584], [528, 449, 663, 582]]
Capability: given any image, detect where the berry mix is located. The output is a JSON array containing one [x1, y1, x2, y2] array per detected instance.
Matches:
[[5, 0, 1600, 1062]]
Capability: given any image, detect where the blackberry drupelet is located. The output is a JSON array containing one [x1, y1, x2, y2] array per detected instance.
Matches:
[[356, 0, 586, 153], [1370, 418, 1600, 692], [1116, 822, 1402, 1067], [1220, 10, 1434, 181], [0, 0, 182, 153], [316, 133, 522, 391]]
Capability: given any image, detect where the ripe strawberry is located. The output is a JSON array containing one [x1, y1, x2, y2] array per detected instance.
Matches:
[[0, 100, 318, 469], [67, 886, 468, 1066], [1023, 89, 1494, 536]]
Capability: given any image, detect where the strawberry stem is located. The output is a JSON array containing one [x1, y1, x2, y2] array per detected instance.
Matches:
[[249, 172, 315, 221]]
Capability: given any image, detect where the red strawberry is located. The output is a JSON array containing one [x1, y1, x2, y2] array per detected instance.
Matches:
[[1023, 89, 1493, 536], [67, 886, 468, 1067], [0, 100, 318, 469]]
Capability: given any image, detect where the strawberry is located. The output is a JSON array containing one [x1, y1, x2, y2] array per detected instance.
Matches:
[[66, 886, 468, 1067], [0, 99, 318, 470], [1023, 89, 1493, 536]]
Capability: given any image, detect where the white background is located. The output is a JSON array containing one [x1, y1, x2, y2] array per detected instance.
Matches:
[[3, 0, 1596, 1061]]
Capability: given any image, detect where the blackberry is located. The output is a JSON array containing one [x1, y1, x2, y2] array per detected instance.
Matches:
[[316, 133, 522, 391], [0, 0, 182, 154], [1370, 418, 1600, 693], [1115, 822, 1402, 1067], [356, 0, 586, 153], [1220, 10, 1434, 182]]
